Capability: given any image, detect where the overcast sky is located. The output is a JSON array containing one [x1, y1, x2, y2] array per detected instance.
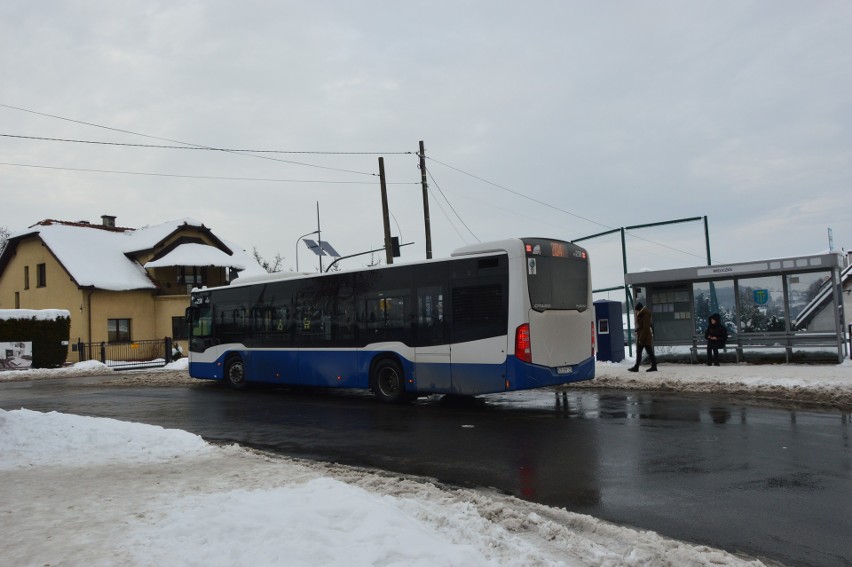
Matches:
[[2, 1, 850, 290]]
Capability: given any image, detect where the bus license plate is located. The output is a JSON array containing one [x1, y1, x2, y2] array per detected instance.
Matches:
[[556, 366, 573, 375]]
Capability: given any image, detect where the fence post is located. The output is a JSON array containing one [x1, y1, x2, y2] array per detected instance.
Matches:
[[100, 342, 106, 364], [77, 339, 85, 362], [165, 337, 173, 364]]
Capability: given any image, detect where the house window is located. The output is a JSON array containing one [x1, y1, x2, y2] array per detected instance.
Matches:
[[24, 266, 29, 290], [172, 316, 188, 339], [36, 263, 46, 288], [14, 292, 20, 309], [107, 319, 131, 343], [178, 266, 207, 292]]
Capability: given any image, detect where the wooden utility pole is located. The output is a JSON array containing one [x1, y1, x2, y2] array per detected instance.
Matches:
[[419, 140, 432, 259], [379, 157, 393, 265]]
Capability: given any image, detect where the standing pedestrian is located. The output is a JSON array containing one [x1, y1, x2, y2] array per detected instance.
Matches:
[[704, 313, 728, 366], [628, 302, 657, 372]]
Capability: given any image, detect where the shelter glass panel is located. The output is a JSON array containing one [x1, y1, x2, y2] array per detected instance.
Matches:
[[693, 280, 737, 338], [788, 271, 835, 332], [738, 275, 785, 333], [648, 285, 692, 342]]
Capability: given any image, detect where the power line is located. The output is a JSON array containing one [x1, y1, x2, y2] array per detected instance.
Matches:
[[426, 186, 468, 242], [0, 161, 420, 185], [426, 155, 612, 230], [426, 155, 707, 262], [425, 166, 479, 242], [0, 133, 413, 155], [423, 182, 575, 234], [0, 103, 388, 177]]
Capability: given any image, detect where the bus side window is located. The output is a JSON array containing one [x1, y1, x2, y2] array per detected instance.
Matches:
[[451, 283, 505, 343], [363, 290, 412, 343], [416, 286, 445, 345]]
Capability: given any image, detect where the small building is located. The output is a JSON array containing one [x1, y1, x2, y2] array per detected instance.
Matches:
[[0, 216, 265, 347], [624, 252, 849, 363]]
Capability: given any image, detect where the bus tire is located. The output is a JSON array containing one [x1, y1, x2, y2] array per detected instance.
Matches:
[[225, 356, 248, 390], [371, 357, 406, 404]]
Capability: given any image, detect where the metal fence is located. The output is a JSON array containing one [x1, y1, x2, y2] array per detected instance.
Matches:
[[74, 337, 177, 370]]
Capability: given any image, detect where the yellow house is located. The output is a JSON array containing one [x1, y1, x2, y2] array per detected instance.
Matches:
[[0, 215, 264, 348]]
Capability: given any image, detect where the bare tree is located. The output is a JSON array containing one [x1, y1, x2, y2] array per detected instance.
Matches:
[[0, 226, 9, 256], [252, 247, 284, 273], [367, 250, 383, 268]]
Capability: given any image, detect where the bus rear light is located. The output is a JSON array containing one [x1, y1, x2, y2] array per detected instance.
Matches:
[[591, 321, 596, 357], [515, 323, 532, 363], [505, 379, 510, 390]]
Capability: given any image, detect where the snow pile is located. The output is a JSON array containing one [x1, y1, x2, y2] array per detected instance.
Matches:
[[0, 308, 70, 320], [0, 359, 115, 381], [0, 408, 768, 566], [0, 409, 215, 470]]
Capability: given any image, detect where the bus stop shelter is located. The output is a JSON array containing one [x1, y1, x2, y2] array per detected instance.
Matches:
[[624, 253, 848, 363]]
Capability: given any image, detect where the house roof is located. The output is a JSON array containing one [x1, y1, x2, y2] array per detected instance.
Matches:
[[144, 243, 247, 270], [1, 218, 264, 291]]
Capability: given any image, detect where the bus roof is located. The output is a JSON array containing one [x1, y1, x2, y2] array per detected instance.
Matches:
[[192, 238, 557, 293]]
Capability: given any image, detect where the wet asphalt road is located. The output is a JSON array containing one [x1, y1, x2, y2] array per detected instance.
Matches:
[[1, 376, 850, 567]]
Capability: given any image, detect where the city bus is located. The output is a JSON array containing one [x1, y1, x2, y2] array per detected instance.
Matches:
[[186, 237, 595, 402]]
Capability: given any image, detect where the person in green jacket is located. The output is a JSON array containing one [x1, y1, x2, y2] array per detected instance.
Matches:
[[628, 302, 657, 372]]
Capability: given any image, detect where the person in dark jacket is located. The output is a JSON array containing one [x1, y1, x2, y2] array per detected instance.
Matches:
[[704, 313, 728, 366], [628, 302, 657, 372]]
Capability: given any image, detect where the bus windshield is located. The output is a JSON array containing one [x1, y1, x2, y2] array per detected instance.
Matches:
[[524, 238, 589, 312], [188, 297, 213, 352]]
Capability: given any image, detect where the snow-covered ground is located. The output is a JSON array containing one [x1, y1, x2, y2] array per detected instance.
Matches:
[[586, 357, 852, 408], [2, 357, 850, 566]]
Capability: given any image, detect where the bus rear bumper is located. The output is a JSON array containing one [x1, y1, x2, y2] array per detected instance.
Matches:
[[507, 355, 595, 391]]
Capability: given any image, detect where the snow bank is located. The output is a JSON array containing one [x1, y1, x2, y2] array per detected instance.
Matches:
[[0, 408, 215, 469], [0, 409, 767, 566], [582, 358, 852, 407]]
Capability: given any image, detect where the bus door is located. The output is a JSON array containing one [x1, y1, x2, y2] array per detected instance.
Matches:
[[448, 271, 510, 395], [414, 285, 451, 392]]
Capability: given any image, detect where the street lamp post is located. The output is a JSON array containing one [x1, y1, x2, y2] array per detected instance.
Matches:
[[295, 230, 319, 272]]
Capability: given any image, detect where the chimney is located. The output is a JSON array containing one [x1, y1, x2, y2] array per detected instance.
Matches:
[[101, 215, 116, 228]]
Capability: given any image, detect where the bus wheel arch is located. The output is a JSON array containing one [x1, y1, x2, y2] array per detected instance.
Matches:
[[224, 354, 248, 390], [370, 355, 407, 404]]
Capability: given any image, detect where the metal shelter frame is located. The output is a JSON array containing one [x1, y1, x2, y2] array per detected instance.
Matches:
[[573, 216, 712, 356]]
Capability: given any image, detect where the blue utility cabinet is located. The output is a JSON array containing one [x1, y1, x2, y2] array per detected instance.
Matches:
[[594, 300, 625, 362]]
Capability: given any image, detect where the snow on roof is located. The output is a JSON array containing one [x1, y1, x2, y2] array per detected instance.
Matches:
[[33, 224, 155, 291], [220, 238, 266, 278], [0, 309, 70, 321], [122, 218, 205, 252], [10, 218, 264, 291], [144, 243, 247, 270]]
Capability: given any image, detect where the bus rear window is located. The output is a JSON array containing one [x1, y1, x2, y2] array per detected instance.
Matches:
[[524, 239, 589, 311]]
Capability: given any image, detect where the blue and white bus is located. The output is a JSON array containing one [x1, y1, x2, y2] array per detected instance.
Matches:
[[186, 237, 594, 402]]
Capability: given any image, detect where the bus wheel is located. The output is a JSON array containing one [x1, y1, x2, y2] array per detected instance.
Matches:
[[225, 357, 248, 390], [372, 358, 406, 404]]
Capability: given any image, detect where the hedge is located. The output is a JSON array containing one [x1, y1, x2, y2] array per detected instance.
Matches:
[[0, 314, 71, 368]]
